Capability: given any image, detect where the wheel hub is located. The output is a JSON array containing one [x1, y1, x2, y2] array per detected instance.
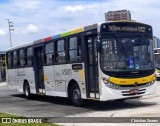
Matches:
[[73, 89, 80, 101]]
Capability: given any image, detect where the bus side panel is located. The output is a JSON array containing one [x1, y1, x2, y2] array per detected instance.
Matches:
[[24, 67, 36, 94], [65, 63, 86, 99], [43, 65, 55, 96], [98, 54, 103, 99], [16, 68, 25, 93], [54, 64, 66, 97], [7, 69, 17, 91]]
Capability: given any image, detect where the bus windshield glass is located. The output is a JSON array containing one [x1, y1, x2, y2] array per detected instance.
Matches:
[[154, 49, 160, 68], [100, 37, 154, 72], [155, 54, 160, 69]]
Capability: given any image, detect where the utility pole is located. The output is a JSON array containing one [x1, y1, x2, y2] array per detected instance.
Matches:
[[6, 19, 14, 47]]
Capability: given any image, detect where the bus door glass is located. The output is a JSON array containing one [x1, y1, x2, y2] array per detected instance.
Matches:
[[86, 36, 99, 98], [33, 46, 45, 94]]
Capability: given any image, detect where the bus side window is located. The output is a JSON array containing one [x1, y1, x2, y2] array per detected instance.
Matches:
[[13, 51, 17, 68], [26, 47, 33, 67], [7, 52, 12, 69], [55, 39, 66, 63], [44, 42, 54, 65], [68, 36, 81, 62], [19, 49, 25, 67]]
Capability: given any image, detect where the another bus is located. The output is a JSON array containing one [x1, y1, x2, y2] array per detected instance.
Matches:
[[154, 48, 160, 80], [6, 21, 157, 106]]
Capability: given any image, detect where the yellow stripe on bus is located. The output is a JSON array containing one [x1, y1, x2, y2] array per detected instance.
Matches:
[[109, 74, 155, 85], [78, 70, 85, 81], [70, 28, 83, 34], [44, 73, 48, 81]]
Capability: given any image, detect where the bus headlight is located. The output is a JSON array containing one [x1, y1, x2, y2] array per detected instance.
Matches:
[[108, 83, 120, 89], [115, 85, 120, 89], [149, 79, 155, 86], [110, 83, 114, 88], [151, 80, 155, 84], [102, 77, 120, 89]]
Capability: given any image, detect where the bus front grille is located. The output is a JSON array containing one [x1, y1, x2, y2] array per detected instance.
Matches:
[[121, 89, 146, 96]]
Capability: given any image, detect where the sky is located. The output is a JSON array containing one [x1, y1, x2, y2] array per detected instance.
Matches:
[[0, 0, 160, 51]]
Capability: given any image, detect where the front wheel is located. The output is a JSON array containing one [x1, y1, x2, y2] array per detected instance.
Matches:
[[70, 84, 83, 107]]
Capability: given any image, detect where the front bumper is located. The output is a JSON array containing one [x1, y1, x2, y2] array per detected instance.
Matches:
[[100, 81, 157, 101]]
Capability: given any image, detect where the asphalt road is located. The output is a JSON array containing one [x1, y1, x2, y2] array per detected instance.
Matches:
[[0, 81, 160, 123], [0, 82, 93, 117]]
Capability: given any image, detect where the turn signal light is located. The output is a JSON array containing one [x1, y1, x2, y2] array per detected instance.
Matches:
[[101, 77, 109, 84]]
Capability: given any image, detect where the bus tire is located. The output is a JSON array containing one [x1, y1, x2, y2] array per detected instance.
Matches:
[[70, 84, 83, 107], [23, 81, 31, 98]]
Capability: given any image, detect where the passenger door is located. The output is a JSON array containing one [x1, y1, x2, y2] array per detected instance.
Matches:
[[85, 35, 99, 98], [33, 45, 45, 94]]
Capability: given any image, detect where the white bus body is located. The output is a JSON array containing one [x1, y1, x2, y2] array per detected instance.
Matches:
[[6, 21, 157, 106]]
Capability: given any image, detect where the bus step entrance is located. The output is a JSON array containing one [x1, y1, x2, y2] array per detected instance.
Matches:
[[38, 88, 45, 95]]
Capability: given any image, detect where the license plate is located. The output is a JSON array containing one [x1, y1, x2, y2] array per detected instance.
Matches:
[[130, 89, 139, 94]]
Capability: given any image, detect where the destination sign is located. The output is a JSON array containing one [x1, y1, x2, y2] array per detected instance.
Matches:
[[100, 22, 152, 34], [108, 26, 146, 32]]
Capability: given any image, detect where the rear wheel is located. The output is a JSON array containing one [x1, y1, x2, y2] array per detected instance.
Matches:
[[24, 82, 31, 98], [70, 84, 83, 107]]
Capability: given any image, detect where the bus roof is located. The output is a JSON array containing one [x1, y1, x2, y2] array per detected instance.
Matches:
[[33, 27, 84, 45], [6, 21, 151, 51], [34, 23, 99, 44], [6, 42, 33, 51]]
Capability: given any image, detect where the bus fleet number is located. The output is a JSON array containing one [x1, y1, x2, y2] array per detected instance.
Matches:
[[62, 69, 72, 75]]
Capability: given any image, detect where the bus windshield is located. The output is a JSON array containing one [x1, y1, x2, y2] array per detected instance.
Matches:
[[154, 48, 160, 67], [155, 53, 160, 68], [100, 37, 154, 72]]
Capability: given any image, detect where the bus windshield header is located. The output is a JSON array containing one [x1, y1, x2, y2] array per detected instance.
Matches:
[[100, 22, 152, 34]]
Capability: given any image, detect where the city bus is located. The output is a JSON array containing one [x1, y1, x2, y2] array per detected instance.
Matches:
[[154, 48, 160, 80], [6, 21, 157, 106]]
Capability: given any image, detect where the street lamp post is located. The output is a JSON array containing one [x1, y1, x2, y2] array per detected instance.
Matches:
[[6, 19, 14, 47]]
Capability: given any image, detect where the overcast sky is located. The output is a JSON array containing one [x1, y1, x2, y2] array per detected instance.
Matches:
[[0, 0, 160, 51]]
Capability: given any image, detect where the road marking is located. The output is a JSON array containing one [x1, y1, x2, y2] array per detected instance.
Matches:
[[0, 83, 7, 86]]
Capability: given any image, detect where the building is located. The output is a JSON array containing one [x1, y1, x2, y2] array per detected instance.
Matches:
[[0, 51, 5, 81], [105, 10, 131, 21], [153, 36, 160, 48]]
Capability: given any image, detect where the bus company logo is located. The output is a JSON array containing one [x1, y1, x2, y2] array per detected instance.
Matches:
[[1, 118, 42, 124], [2, 118, 11, 123], [134, 82, 138, 87]]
